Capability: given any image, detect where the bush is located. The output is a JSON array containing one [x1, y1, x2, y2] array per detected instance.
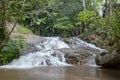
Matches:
[[0, 40, 25, 65]]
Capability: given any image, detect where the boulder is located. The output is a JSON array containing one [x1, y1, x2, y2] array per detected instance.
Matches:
[[95, 48, 120, 67], [60, 48, 92, 65]]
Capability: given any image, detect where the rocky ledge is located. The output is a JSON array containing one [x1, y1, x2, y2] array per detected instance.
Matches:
[[20, 35, 107, 66], [95, 48, 120, 67]]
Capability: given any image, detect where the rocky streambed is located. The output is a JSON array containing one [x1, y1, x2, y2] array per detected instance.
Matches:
[[11, 32, 120, 68], [20, 35, 107, 66]]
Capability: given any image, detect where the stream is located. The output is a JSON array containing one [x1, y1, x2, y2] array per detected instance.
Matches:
[[0, 66, 120, 80], [0, 37, 120, 80]]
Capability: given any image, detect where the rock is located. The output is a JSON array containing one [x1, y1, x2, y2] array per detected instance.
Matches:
[[23, 34, 43, 45], [60, 48, 92, 65], [62, 38, 72, 44], [19, 34, 45, 55], [62, 37, 107, 55], [95, 48, 120, 67], [20, 44, 40, 55]]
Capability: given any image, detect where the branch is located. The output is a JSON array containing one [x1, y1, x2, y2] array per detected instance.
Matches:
[[8, 21, 18, 36], [3, 21, 18, 42]]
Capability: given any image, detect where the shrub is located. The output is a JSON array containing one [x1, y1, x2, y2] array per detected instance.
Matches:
[[0, 40, 25, 65]]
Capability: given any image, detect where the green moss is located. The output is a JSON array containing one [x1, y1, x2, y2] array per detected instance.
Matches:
[[17, 25, 33, 34], [13, 35, 25, 40], [95, 55, 100, 65]]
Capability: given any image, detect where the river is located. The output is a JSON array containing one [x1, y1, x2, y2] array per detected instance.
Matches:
[[0, 66, 120, 80], [0, 37, 119, 80]]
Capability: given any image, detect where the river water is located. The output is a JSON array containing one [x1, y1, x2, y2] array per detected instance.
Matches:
[[0, 37, 120, 80], [0, 66, 120, 80]]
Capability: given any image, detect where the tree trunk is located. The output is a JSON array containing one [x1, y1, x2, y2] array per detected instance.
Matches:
[[75, 26, 78, 36], [5, 21, 18, 41], [82, 0, 86, 11], [37, 26, 40, 36], [109, 0, 112, 15], [1, 0, 6, 40], [103, 0, 107, 18]]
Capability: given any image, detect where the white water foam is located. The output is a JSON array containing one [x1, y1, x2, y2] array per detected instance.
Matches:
[[0, 37, 106, 68], [71, 37, 106, 51], [71, 37, 107, 67], [0, 37, 70, 68]]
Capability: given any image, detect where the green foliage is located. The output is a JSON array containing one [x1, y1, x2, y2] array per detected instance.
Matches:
[[1, 40, 24, 53], [0, 0, 28, 42], [80, 7, 120, 49], [53, 17, 74, 30], [0, 40, 25, 65], [94, 40, 104, 47], [19, 0, 82, 37], [6, 0, 28, 21], [78, 10, 96, 23], [17, 26, 33, 34], [0, 0, 120, 51], [110, 17, 120, 49]]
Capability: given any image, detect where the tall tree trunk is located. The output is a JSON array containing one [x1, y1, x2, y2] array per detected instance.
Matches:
[[109, 0, 112, 15], [82, 0, 86, 11], [80, 0, 86, 34], [35, 26, 37, 35], [92, 0, 96, 10], [103, 0, 108, 18], [1, 0, 6, 40], [75, 26, 78, 36], [37, 26, 40, 36]]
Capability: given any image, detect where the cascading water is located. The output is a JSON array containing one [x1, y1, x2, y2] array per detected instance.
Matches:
[[1, 37, 70, 68], [71, 37, 99, 49], [70, 37, 106, 66], [0, 37, 106, 68]]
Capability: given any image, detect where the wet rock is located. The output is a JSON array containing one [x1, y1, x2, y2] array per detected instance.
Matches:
[[60, 48, 92, 65], [63, 37, 107, 54], [51, 52, 57, 57], [20, 35, 45, 55], [62, 38, 72, 44], [20, 44, 40, 55], [46, 59, 51, 66], [95, 48, 120, 67], [20, 36, 106, 66]]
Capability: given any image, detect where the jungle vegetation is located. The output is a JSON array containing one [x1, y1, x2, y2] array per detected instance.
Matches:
[[0, 0, 120, 65]]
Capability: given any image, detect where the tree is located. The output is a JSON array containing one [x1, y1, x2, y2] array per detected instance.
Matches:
[[21, 0, 83, 36], [0, 0, 26, 42], [0, 0, 6, 41]]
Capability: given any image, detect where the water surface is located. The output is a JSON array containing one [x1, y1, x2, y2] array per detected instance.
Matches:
[[0, 66, 119, 80]]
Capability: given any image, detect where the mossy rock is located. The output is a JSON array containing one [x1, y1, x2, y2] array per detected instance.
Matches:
[[95, 48, 120, 67]]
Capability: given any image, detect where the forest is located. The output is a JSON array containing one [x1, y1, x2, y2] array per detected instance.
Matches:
[[0, 0, 120, 65]]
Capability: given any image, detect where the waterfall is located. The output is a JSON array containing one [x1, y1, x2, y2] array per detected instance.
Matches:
[[1, 37, 70, 68], [70, 37, 106, 66], [71, 37, 102, 50], [0, 37, 106, 68]]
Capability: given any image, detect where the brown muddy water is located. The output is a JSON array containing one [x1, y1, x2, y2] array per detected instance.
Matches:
[[0, 66, 120, 80]]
